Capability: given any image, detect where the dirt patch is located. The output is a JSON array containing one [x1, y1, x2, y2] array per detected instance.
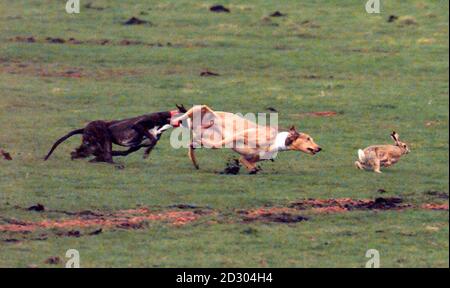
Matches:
[[210, 5, 230, 13], [8, 36, 205, 49], [84, 2, 106, 10], [289, 197, 410, 212], [1, 198, 446, 237], [388, 15, 399, 23], [56, 230, 81, 238], [239, 207, 308, 223], [0, 61, 144, 79], [421, 203, 449, 211], [10, 36, 36, 43], [168, 204, 205, 210], [0, 208, 206, 233], [200, 69, 220, 77], [424, 191, 449, 199], [219, 159, 241, 175], [308, 111, 338, 117], [46, 37, 65, 44], [27, 204, 45, 212], [270, 11, 287, 17], [123, 17, 152, 26], [44, 256, 61, 265], [292, 111, 339, 118], [9, 36, 153, 47]]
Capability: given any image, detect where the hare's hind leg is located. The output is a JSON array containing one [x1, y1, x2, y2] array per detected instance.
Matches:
[[355, 161, 364, 170]]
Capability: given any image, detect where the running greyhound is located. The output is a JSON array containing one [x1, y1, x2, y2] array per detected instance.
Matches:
[[44, 105, 186, 164], [171, 105, 322, 174]]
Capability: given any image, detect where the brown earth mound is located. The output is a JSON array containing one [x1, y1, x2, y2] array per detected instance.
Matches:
[[0, 208, 205, 233], [289, 197, 410, 212]]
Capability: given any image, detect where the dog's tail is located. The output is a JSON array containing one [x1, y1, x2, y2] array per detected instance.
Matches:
[[44, 128, 84, 160], [358, 149, 366, 162]]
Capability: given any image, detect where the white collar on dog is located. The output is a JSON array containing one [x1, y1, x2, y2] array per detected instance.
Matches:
[[274, 132, 290, 151]]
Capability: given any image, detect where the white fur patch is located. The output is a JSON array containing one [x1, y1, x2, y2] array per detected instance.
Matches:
[[149, 124, 172, 137], [358, 149, 366, 162], [274, 132, 290, 151]]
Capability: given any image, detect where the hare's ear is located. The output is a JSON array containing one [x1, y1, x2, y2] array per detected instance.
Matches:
[[390, 131, 399, 142]]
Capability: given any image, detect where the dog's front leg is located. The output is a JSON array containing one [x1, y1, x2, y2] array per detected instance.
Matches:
[[143, 142, 157, 159], [188, 142, 200, 169]]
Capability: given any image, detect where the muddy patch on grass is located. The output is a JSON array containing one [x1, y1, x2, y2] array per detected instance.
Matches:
[[44, 256, 61, 265], [122, 17, 152, 26], [0, 61, 144, 80], [270, 11, 287, 17], [388, 15, 399, 23], [1, 198, 446, 239], [84, 2, 106, 11], [10, 36, 168, 48], [210, 5, 230, 13], [423, 191, 449, 200], [27, 204, 45, 212], [238, 207, 308, 223], [421, 203, 449, 211], [0, 208, 208, 233], [291, 111, 340, 118], [200, 69, 220, 77], [218, 159, 241, 175], [289, 197, 410, 212], [9, 36, 213, 49]]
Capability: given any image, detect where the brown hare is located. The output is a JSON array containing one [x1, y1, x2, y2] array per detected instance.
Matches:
[[355, 131, 410, 173]]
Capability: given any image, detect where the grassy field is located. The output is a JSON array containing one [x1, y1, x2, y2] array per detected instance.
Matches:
[[0, 0, 448, 267]]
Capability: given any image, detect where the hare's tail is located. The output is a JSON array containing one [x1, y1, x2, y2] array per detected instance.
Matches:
[[358, 149, 366, 162]]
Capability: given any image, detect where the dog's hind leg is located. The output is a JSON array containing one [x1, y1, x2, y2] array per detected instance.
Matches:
[[239, 156, 258, 174], [85, 121, 115, 164]]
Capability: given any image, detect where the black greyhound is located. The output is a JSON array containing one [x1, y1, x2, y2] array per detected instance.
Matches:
[[44, 105, 187, 164]]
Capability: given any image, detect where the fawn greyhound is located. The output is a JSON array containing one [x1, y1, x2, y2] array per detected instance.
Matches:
[[171, 105, 322, 174], [355, 131, 410, 173]]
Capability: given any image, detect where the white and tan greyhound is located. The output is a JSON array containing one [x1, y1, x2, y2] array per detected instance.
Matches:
[[171, 105, 322, 173]]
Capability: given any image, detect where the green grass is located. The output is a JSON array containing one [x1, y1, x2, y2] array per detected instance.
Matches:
[[0, 0, 448, 267]]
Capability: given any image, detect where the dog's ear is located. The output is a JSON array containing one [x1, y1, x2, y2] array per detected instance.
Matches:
[[176, 104, 187, 113], [286, 126, 299, 146]]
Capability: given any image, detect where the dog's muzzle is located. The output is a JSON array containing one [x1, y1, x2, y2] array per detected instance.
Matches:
[[308, 147, 322, 155]]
